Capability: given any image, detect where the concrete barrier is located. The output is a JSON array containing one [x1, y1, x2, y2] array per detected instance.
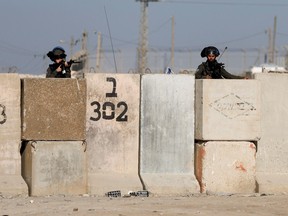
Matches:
[[85, 73, 142, 195], [4, 73, 287, 196], [21, 78, 86, 141], [254, 73, 288, 193], [195, 80, 260, 141], [21, 141, 87, 196], [140, 74, 199, 195], [0, 73, 27, 195], [195, 141, 256, 193]]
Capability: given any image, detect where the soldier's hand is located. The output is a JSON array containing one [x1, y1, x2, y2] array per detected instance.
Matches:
[[64, 61, 72, 68], [56, 65, 62, 72], [205, 75, 212, 79]]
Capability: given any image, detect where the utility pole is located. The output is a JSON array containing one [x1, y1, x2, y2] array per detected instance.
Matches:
[[170, 16, 175, 69], [272, 16, 277, 64], [136, 0, 159, 74], [285, 46, 288, 69], [241, 49, 246, 72], [70, 36, 74, 58], [267, 28, 272, 63], [82, 30, 88, 72], [96, 32, 102, 72]]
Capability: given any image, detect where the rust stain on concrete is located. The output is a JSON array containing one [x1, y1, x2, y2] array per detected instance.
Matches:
[[249, 143, 256, 150], [249, 143, 257, 158], [195, 145, 206, 193]]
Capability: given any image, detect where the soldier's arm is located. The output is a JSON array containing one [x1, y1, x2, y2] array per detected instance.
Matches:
[[220, 67, 244, 79], [195, 64, 204, 79], [46, 66, 58, 78]]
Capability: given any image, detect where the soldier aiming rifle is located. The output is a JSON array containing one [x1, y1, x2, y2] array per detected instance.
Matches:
[[46, 46, 80, 78], [195, 46, 247, 79]]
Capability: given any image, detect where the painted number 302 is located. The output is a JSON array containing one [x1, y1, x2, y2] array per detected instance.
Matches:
[[90, 101, 128, 122], [90, 77, 128, 122]]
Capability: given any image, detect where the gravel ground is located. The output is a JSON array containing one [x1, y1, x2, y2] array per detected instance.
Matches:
[[1, 193, 288, 216]]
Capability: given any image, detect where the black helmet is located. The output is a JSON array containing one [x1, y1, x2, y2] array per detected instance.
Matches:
[[47, 46, 67, 61], [200, 46, 220, 58]]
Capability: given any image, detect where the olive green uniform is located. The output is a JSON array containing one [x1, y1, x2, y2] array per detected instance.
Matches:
[[195, 61, 243, 79], [46, 63, 71, 78]]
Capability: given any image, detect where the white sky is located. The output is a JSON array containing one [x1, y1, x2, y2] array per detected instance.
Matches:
[[0, 0, 288, 75]]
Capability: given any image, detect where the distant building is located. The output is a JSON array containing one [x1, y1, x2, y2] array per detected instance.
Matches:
[[250, 64, 287, 73]]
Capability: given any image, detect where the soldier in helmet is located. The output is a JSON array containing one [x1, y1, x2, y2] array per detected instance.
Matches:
[[195, 46, 245, 79], [46, 46, 72, 78]]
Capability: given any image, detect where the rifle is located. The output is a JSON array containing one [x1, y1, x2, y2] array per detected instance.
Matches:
[[218, 47, 227, 61], [66, 59, 81, 66], [50, 59, 81, 76], [56, 59, 81, 71], [61, 59, 81, 68]]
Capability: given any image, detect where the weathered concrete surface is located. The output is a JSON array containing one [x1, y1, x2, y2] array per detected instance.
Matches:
[[195, 141, 256, 194], [254, 73, 288, 193], [21, 78, 86, 141], [85, 73, 142, 195], [195, 80, 260, 141], [21, 141, 87, 196], [0, 73, 27, 195], [140, 74, 199, 195]]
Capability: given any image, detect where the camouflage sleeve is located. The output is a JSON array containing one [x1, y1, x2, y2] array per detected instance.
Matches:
[[220, 67, 244, 79], [195, 64, 204, 79], [46, 65, 58, 78]]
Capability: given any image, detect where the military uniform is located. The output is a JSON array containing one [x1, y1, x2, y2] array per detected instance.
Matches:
[[195, 60, 244, 79], [45, 46, 71, 78], [46, 63, 71, 78]]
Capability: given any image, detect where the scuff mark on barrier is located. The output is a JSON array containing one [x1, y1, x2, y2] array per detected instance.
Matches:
[[235, 162, 247, 172]]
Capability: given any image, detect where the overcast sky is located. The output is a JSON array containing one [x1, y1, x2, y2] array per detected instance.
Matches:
[[0, 0, 288, 75]]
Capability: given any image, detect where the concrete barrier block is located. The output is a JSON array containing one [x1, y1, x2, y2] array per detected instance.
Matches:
[[256, 173, 288, 193], [21, 141, 87, 196], [0, 73, 27, 195], [195, 141, 256, 193], [21, 78, 86, 141], [85, 73, 142, 195], [195, 80, 260, 141], [140, 74, 199, 195], [254, 73, 288, 193]]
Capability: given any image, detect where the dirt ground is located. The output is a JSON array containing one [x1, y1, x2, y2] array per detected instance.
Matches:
[[1, 193, 288, 216]]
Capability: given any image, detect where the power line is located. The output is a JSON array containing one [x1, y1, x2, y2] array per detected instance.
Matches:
[[160, 0, 288, 6], [0, 40, 42, 56], [97, 29, 268, 53], [150, 17, 171, 35], [277, 32, 288, 37], [213, 31, 265, 45]]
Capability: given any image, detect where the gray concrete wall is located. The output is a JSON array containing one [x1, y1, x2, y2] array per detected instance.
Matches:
[[140, 74, 199, 195], [21, 78, 86, 141], [0, 73, 27, 195], [195, 80, 260, 141], [85, 73, 142, 195], [254, 73, 288, 193], [21, 141, 87, 196]]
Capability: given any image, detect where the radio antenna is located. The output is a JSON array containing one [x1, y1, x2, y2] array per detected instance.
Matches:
[[218, 46, 228, 61], [104, 6, 118, 73]]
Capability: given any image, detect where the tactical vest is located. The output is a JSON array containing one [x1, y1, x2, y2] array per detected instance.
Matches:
[[202, 62, 223, 79]]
